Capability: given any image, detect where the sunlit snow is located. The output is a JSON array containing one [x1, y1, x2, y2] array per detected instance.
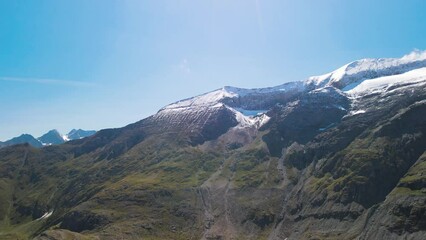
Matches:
[[37, 210, 53, 220]]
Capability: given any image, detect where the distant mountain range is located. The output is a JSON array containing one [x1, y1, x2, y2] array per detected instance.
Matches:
[[0, 129, 96, 148]]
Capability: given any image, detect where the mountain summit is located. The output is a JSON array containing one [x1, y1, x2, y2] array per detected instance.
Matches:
[[66, 129, 97, 141], [0, 134, 43, 148], [152, 51, 426, 147], [0, 51, 425, 240], [38, 129, 65, 145], [307, 49, 426, 89]]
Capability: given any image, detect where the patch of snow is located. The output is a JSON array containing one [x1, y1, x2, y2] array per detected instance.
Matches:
[[414, 99, 426, 105], [306, 63, 350, 86], [341, 79, 365, 91], [227, 107, 270, 129], [346, 67, 426, 95], [307, 73, 330, 85], [223, 81, 306, 97], [348, 110, 366, 116], [333, 105, 346, 111], [162, 88, 238, 111], [37, 210, 53, 220], [159, 81, 306, 115], [258, 114, 271, 128], [62, 134, 69, 142], [306, 50, 426, 89], [314, 87, 332, 94]]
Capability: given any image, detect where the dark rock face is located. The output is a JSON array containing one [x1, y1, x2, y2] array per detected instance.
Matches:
[[0, 134, 43, 148], [14, 202, 49, 222], [263, 87, 350, 157], [357, 152, 426, 240], [60, 210, 110, 232], [38, 130, 65, 145], [265, 85, 426, 240], [151, 105, 239, 145], [67, 129, 96, 140], [190, 106, 239, 145]]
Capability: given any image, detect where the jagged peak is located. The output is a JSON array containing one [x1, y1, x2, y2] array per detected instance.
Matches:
[[45, 129, 61, 135], [17, 133, 36, 139]]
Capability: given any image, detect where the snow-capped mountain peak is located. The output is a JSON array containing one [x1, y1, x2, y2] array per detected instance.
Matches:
[[38, 129, 65, 145], [160, 50, 426, 117], [159, 81, 307, 115], [66, 129, 97, 140], [346, 67, 426, 96], [161, 87, 238, 112], [152, 50, 426, 146], [306, 50, 426, 90]]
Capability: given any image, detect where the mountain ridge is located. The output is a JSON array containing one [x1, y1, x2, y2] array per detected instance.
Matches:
[[0, 51, 425, 240], [158, 50, 426, 116], [0, 129, 97, 149]]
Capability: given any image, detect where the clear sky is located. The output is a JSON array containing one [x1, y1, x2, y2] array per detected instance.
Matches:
[[1, 0, 426, 140]]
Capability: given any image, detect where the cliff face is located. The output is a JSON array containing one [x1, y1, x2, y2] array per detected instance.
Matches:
[[269, 82, 426, 240], [1, 54, 426, 240]]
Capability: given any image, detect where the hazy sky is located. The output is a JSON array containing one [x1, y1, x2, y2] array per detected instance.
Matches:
[[1, 0, 426, 140]]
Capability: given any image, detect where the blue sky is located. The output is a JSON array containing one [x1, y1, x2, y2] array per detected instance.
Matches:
[[1, 0, 426, 140]]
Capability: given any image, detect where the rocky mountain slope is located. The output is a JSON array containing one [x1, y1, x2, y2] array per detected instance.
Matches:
[[38, 130, 66, 145], [0, 51, 425, 240], [66, 129, 97, 141], [0, 129, 96, 149], [0, 134, 43, 149]]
